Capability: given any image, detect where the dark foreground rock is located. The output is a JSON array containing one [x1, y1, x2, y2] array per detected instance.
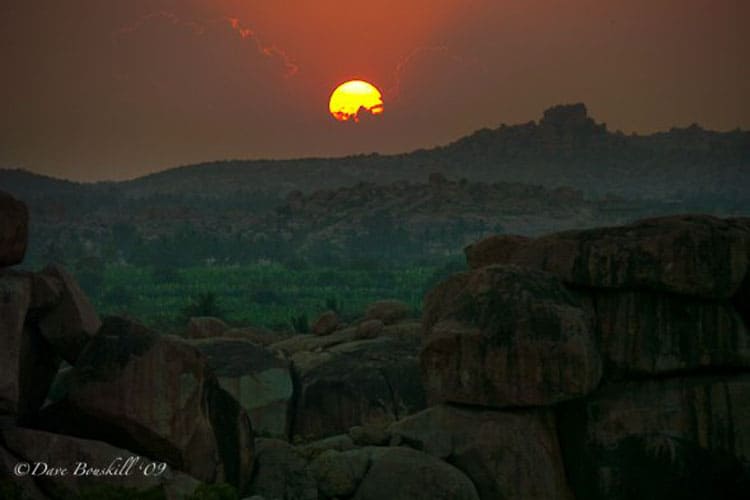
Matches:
[[40, 317, 254, 492], [1, 426, 200, 499], [593, 290, 750, 377], [389, 405, 572, 499], [422, 265, 601, 408], [36, 264, 101, 364], [292, 337, 426, 440], [353, 447, 479, 500], [0, 272, 60, 420], [558, 375, 750, 500], [468, 215, 750, 300], [249, 438, 317, 500], [189, 338, 293, 439], [0, 191, 28, 267]]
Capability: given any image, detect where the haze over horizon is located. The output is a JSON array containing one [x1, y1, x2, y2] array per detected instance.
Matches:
[[2, 0, 748, 182]]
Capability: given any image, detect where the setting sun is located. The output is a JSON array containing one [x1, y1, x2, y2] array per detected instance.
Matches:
[[329, 80, 384, 123]]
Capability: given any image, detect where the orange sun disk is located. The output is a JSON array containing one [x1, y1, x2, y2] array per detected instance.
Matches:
[[329, 80, 384, 122]]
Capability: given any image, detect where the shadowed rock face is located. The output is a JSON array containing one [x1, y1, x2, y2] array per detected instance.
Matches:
[[353, 447, 479, 500], [422, 265, 601, 408], [593, 290, 750, 377], [36, 264, 101, 365], [250, 439, 317, 500], [0, 426, 200, 499], [292, 337, 426, 441], [53, 317, 254, 492], [558, 375, 750, 500], [468, 215, 750, 300], [389, 405, 572, 500], [0, 191, 28, 267], [190, 338, 294, 439], [0, 272, 61, 420]]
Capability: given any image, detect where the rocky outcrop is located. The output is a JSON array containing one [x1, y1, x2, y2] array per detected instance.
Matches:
[[36, 264, 101, 364], [291, 337, 426, 441], [470, 215, 750, 299], [190, 338, 293, 439], [558, 375, 750, 500], [389, 405, 572, 500], [0, 272, 61, 421], [431, 214, 750, 499], [422, 265, 601, 407], [0, 191, 28, 267], [594, 290, 750, 376], [249, 438, 317, 500], [42, 317, 254, 491], [0, 426, 200, 499], [353, 447, 479, 500]]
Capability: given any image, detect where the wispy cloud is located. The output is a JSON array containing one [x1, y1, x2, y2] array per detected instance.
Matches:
[[113, 12, 299, 78]]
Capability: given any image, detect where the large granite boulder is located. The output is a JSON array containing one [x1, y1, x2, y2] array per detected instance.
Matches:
[[189, 339, 293, 439], [594, 290, 750, 377], [0, 272, 60, 420], [0, 426, 200, 499], [353, 447, 479, 500], [422, 265, 601, 408], [309, 448, 370, 498], [249, 438, 317, 500], [36, 264, 101, 364], [558, 375, 750, 500], [508, 215, 750, 299], [292, 337, 426, 441], [0, 191, 28, 267], [389, 405, 572, 500], [43, 317, 254, 491]]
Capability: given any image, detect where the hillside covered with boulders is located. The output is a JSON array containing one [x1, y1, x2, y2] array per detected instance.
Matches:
[[2, 190, 750, 499]]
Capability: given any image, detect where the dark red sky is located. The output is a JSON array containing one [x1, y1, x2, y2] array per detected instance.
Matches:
[[1, 0, 748, 181]]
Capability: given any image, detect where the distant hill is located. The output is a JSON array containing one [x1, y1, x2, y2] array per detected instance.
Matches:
[[3, 103, 747, 203]]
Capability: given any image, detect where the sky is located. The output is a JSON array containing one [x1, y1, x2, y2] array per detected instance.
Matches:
[[1, 0, 748, 181]]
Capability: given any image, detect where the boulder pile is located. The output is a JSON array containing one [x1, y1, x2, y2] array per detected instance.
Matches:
[[0, 192, 253, 499], [2, 188, 749, 499]]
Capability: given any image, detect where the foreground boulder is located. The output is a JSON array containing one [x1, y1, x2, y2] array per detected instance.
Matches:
[[292, 337, 426, 441], [353, 447, 479, 500], [558, 375, 750, 500], [594, 290, 750, 376], [0, 191, 28, 267], [190, 338, 293, 439], [389, 405, 572, 500], [36, 264, 101, 364], [506, 215, 750, 299], [249, 438, 317, 500], [422, 265, 601, 408], [0, 272, 60, 420], [1, 426, 200, 499], [40, 317, 254, 492]]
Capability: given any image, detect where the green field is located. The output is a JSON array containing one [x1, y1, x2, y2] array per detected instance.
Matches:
[[88, 260, 464, 332]]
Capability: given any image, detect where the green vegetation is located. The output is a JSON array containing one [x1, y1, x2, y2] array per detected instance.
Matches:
[[88, 261, 463, 331]]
